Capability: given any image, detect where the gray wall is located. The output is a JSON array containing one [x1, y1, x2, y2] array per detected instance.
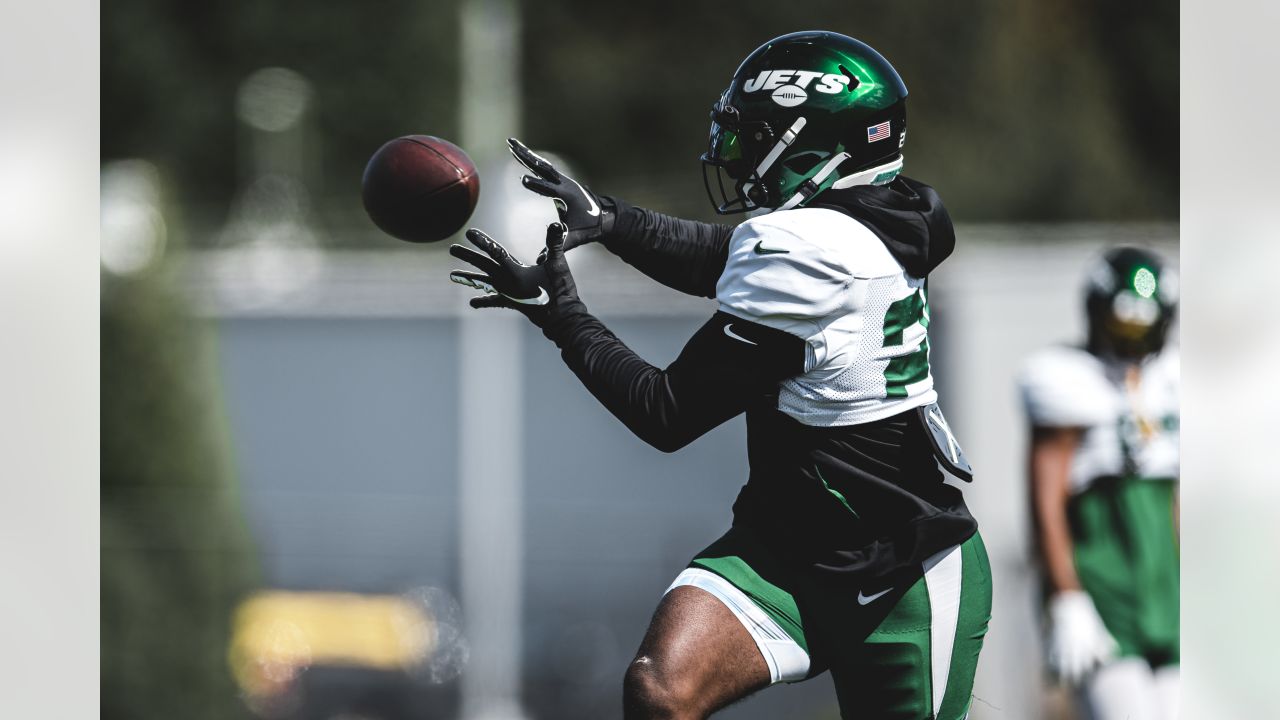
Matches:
[[215, 314, 838, 719]]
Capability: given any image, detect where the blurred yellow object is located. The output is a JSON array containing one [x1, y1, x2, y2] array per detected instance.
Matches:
[[228, 590, 434, 696]]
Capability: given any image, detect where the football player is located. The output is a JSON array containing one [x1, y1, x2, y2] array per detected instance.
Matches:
[[1019, 247, 1179, 720], [451, 31, 990, 719]]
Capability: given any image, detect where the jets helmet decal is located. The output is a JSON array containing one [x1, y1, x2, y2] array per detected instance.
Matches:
[[702, 31, 908, 215]]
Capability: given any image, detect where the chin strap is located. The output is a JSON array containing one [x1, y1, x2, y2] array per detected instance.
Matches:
[[754, 117, 808, 177], [776, 155, 904, 212], [777, 151, 850, 211], [831, 156, 904, 189], [743, 116, 905, 213], [741, 117, 808, 210]]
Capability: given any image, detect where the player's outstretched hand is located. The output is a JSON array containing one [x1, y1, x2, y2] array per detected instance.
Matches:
[[508, 137, 614, 250], [449, 222, 582, 328], [1046, 590, 1119, 686]]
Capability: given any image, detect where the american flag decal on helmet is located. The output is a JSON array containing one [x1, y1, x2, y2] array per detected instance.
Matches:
[[867, 121, 891, 143]]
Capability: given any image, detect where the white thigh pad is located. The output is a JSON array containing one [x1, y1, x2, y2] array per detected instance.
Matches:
[[665, 568, 810, 684]]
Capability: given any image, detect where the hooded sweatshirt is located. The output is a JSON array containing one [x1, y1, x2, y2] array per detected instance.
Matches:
[[814, 176, 957, 278], [541, 179, 975, 579]]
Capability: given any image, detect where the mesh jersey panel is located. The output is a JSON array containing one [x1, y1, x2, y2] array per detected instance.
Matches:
[[778, 273, 934, 425]]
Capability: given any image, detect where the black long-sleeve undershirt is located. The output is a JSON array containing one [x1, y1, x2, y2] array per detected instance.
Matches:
[[542, 306, 805, 453], [598, 198, 735, 299], [525, 198, 795, 452]]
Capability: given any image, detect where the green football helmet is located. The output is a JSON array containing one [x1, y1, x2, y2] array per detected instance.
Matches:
[[702, 31, 909, 214]]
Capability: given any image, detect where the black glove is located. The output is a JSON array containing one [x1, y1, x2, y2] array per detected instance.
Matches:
[[508, 137, 615, 250], [449, 222, 583, 328]]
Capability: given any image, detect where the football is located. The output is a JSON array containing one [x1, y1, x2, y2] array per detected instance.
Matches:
[[361, 135, 481, 243]]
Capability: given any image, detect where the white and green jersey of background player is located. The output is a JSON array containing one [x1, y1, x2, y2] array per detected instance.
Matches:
[[1020, 248, 1180, 667]]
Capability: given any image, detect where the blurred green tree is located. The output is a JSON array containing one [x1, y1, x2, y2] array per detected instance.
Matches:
[[101, 0, 1176, 230], [520, 0, 1177, 222], [101, 202, 257, 718], [102, 0, 463, 231]]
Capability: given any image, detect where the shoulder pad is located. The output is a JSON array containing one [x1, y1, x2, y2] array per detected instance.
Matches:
[[716, 209, 899, 326], [1018, 346, 1117, 427]]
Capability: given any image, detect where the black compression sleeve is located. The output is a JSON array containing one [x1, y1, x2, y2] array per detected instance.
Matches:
[[542, 307, 806, 452], [598, 197, 735, 299]]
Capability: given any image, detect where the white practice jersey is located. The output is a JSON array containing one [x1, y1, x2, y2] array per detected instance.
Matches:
[[1019, 345, 1180, 493], [716, 207, 935, 427]]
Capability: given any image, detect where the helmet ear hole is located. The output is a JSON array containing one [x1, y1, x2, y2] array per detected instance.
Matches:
[[783, 152, 823, 174], [837, 64, 861, 91]]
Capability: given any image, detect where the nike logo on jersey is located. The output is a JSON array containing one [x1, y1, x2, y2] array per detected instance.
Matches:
[[722, 324, 758, 345], [753, 241, 789, 255], [856, 587, 893, 605]]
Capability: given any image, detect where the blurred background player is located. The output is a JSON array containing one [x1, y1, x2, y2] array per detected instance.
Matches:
[[1019, 247, 1179, 720], [450, 31, 990, 719]]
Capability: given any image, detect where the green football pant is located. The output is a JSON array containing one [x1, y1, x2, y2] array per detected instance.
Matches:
[[669, 528, 992, 719], [1070, 477, 1179, 666]]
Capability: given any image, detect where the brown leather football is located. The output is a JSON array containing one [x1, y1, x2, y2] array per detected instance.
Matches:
[[361, 135, 480, 243]]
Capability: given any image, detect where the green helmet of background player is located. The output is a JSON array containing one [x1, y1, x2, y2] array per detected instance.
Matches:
[[1085, 246, 1178, 360], [701, 31, 909, 215]]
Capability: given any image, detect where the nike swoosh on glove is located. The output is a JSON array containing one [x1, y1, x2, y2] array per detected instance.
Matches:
[[449, 221, 585, 329], [508, 137, 615, 250], [1047, 590, 1120, 685]]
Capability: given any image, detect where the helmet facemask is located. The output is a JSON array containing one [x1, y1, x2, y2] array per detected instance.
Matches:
[[1098, 292, 1169, 358], [701, 101, 782, 214], [702, 102, 854, 215]]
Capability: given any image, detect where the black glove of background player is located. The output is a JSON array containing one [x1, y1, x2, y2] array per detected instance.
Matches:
[[449, 222, 584, 329], [508, 137, 615, 251]]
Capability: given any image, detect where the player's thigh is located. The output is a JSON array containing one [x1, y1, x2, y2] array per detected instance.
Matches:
[[626, 584, 771, 718], [828, 532, 992, 720]]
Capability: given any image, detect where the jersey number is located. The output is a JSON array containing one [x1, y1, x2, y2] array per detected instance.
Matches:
[[881, 287, 930, 398]]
